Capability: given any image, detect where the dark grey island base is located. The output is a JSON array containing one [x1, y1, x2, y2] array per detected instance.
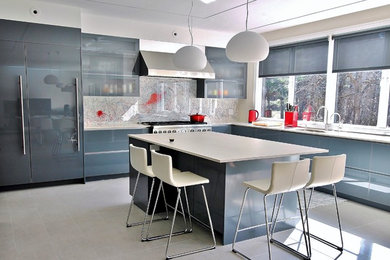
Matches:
[[128, 133, 328, 245]]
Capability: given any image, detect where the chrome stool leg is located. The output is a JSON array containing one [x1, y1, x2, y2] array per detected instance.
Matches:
[[140, 178, 169, 239], [304, 185, 343, 252], [166, 185, 216, 259], [269, 191, 311, 260], [143, 182, 190, 242], [126, 172, 140, 227]]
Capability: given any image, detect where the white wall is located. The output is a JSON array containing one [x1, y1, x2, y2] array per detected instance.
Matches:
[[0, 0, 81, 28], [80, 13, 231, 48]]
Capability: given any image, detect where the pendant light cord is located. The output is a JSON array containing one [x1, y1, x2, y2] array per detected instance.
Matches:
[[246, 0, 249, 31], [188, 0, 194, 46]]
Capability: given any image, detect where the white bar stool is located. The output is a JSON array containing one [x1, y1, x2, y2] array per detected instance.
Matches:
[[303, 154, 346, 253], [232, 159, 311, 260], [126, 144, 169, 240], [147, 150, 216, 259]]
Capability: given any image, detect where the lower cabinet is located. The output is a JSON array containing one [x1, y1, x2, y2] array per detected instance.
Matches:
[[84, 128, 148, 177], [232, 125, 390, 211], [212, 125, 231, 134]]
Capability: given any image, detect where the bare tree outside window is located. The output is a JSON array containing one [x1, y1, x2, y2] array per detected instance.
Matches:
[[294, 74, 326, 120], [262, 77, 289, 119], [336, 71, 381, 126]]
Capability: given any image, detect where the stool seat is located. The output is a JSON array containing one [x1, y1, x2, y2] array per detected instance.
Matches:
[[243, 179, 270, 193], [171, 171, 209, 188], [142, 165, 154, 178]]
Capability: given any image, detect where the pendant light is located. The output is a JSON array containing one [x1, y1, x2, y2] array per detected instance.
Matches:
[[226, 0, 269, 63], [173, 0, 207, 70]]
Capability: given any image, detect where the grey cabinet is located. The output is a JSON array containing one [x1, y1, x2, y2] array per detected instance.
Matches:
[[0, 20, 83, 186], [0, 40, 31, 185], [81, 34, 140, 96], [84, 129, 148, 177], [232, 125, 390, 211], [197, 47, 247, 99], [212, 125, 231, 134]]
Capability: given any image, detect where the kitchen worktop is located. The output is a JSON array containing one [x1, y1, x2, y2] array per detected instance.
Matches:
[[128, 131, 328, 163], [232, 122, 390, 144]]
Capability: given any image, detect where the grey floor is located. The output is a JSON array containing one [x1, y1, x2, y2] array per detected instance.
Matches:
[[1, 177, 389, 260]]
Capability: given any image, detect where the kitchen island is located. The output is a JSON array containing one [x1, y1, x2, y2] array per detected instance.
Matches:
[[128, 132, 328, 244]]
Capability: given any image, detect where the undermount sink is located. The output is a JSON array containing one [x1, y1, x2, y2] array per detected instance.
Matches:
[[295, 127, 327, 133]]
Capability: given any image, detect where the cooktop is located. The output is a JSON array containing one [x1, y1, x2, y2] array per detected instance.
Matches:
[[140, 121, 207, 126]]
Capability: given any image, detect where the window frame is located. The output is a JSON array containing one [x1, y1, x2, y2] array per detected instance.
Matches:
[[257, 35, 390, 131]]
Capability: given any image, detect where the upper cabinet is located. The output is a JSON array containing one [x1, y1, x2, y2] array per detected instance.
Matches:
[[81, 34, 140, 96], [197, 47, 247, 99]]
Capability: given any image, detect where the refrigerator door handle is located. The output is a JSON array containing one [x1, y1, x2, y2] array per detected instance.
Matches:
[[75, 77, 80, 152], [19, 75, 26, 155]]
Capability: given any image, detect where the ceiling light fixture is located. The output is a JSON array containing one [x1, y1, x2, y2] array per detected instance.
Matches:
[[173, 0, 207, 70], [200, 0, 216, 4], [226, 0, 269, 63]]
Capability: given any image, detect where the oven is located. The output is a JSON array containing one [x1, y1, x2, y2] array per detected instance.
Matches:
[[141, 121, 212, 134]]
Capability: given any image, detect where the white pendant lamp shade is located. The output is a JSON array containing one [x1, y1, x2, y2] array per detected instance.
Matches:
[[173, 45, 207, 71], [226, 31, 269, 63]]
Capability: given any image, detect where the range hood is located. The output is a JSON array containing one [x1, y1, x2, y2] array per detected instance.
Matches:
[[139, 50, 215, 79]]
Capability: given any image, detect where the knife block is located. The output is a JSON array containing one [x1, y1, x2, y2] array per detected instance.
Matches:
[[284, 111, 298, 127]]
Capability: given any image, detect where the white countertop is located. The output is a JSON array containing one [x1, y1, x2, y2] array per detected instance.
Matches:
[[85, 124, 149, 131], [233, 122, 390, 144], [128, 132, 328, 163]]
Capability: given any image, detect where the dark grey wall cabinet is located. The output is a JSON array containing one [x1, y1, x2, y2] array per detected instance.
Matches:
[[197, 47, 247, 99], [0, 19, 83, 186], [84, 129, 148, 177]]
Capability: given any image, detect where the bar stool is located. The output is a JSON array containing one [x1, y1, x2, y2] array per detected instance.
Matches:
[[232, 159, 311, 260], [303, 154, 346, 253], [126, 144, 169, 240], [147, 150, 216, 259]]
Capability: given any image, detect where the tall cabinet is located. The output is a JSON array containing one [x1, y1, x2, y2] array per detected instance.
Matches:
[[0, 20, 83, 186]]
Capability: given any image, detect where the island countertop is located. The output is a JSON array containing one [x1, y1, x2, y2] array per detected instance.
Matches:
[[128, 132, 328, 163]]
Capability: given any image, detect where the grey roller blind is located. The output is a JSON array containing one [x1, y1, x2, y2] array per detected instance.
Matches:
[[333, 28, 390, 72], [259, 38, 328, 77]]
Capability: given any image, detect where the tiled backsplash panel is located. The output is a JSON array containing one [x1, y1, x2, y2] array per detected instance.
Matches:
[[84, 77, 239, 128]]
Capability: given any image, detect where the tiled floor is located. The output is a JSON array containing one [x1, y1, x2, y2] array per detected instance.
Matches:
[[1, 177, 389, 260]]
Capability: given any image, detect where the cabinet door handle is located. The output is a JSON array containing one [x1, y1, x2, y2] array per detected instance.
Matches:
[[19, 75, 26, 155], [75, 78, 80, 152]]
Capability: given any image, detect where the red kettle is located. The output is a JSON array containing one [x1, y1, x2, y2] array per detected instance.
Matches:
[[248, 109, 259, 123]]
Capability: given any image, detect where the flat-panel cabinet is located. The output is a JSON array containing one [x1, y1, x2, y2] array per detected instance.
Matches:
[[82, 34, 140, 96], [0, 41, 31, 185], [0, 19, 83, 186], [25, 42, 83, 183], [198, 47, 247, 99], [84, 129, 148, 177]]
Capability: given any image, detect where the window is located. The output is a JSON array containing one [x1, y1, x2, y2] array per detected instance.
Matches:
[[262, 77, 289, 119], [388, 91, 390, 127], [294, 74, 327, 120], [259, 39, 328, 120], [335, 71, 381, 126]]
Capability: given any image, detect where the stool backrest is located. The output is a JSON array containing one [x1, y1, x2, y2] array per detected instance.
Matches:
[[306, 154, 346, 187], [130, 144, 153, 177], [151, 150, 175, 186], [268, 159, 310, 195]]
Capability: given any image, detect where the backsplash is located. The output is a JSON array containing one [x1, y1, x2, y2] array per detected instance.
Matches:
[[84, 77, 239, 128]]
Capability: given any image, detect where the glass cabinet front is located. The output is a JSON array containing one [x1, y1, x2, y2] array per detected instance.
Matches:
[[81, 34, 139, 96]]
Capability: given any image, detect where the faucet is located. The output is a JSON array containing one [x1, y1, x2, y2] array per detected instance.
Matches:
[[330, 113, 342, 130], [316, 106, 329, 130]]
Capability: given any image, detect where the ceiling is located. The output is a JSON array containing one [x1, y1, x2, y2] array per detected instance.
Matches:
[[39, 0, 390, 33]]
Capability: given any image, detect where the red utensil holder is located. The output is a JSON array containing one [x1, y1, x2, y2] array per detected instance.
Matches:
[[284, 111, 298, 127]]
